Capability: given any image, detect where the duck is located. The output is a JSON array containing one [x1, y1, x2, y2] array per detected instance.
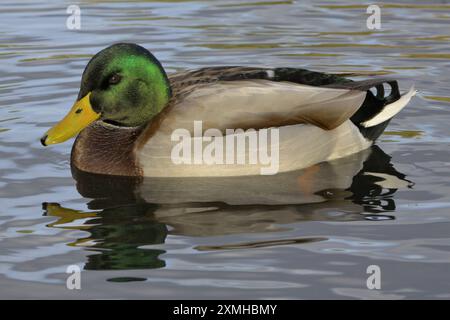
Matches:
[[40, 43, 416, 178]]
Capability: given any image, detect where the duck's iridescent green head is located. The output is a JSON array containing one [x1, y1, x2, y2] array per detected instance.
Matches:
[[41, 43, 171, 146]]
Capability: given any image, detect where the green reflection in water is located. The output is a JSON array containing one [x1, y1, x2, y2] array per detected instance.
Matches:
[[43, 203, 167, 270]]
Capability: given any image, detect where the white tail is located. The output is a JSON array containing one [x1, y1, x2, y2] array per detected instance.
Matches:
[[361, 86, 417, 128]]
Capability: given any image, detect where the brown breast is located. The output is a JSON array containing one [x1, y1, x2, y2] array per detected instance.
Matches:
[[71, 122, 144, 176]]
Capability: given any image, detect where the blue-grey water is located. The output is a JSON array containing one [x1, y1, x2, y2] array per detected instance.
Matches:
[[1, 0, 450, 299]]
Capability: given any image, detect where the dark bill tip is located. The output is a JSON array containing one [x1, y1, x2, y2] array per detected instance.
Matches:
[[40, 135, 48, 146]]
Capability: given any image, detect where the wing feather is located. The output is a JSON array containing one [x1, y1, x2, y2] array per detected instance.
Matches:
[[149, 79, 366, 137]]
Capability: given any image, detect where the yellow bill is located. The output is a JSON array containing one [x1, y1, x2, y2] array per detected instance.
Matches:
[[41, 93, 100, 146]]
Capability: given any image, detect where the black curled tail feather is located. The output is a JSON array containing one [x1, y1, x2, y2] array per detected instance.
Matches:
[[269, 68, 402, 141]]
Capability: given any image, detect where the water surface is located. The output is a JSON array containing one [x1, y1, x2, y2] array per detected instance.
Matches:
[[1, 0, 450, 299]]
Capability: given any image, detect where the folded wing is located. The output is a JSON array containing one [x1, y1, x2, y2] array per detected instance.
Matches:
[[147, 79, 366, 137]]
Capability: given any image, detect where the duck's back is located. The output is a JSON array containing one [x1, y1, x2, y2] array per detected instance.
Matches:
[[134, 66, 414, 177]]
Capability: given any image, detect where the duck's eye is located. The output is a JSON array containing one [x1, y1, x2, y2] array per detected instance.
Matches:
[[108, 74, 121, 85]]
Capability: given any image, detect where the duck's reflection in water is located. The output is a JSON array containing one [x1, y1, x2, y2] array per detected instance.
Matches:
[[43, 146, 413, 270], [43, 203, 167, 270]]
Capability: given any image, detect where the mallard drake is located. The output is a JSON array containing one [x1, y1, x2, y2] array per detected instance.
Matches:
[[41, 43, 416, 177]]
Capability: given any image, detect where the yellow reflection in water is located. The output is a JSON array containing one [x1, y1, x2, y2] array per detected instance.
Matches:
[[219, 1, 294, 7], [20, 54, 93, 63], [383, 130, 423, 139], [45, 203, 98, 229], [319, 4, 450, 10], [424, 96, 450, 103], [401, 53, 450, 60]]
